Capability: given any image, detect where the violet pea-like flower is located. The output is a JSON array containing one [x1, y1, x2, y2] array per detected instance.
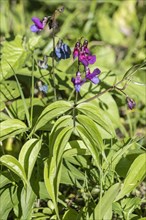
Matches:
[[71, 71, 86, 92], [30, 16, 48, 32], [86, 67, 101, 84]]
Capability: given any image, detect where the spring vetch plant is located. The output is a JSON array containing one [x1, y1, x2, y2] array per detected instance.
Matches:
[[0, 3, 146, 220]]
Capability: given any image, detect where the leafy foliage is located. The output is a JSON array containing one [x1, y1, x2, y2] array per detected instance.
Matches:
[[0, 0, 146, 220]]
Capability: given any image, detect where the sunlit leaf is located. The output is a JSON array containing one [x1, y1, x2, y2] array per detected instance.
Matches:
[[19, 138, 42, 181], [0, 35, 29, 81], [115, 153, 146, 201], [77, 102, 115, 136], [0, 185, 18, 220], [90, 183, 121, 220], [0, 119, 27, 141], [0, 155, 27, 185], [0, 80, 20, 102], [44, 121, 73, 219], [32, 100, 73, 133]]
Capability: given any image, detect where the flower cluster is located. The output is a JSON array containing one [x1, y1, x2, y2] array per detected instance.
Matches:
[[72, 40, 101, 92]]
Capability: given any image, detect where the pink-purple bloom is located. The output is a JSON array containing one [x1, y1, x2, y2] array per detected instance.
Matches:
[[72, 39, 101, 92], [86, 67, 101, 84], [30, 17, 48, 32], [72, 71, 86, 92], [127, 97, 136, 110], [73, 40, 96, 66], [79, 53, 96, 66]]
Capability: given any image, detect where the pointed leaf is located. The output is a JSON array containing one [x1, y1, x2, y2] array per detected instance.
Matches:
[[90, 183, 120, 220], [77, 102, 115, 136], [0, 155, 27, 185], [76, 114, 104, 151], [44, 123, 73, 219], [0, 35, 29, 81], [19, 138, 42, 180], [0, 119, 27, 141], [115, 153, 146, 201], [32, 100, 72, 133]]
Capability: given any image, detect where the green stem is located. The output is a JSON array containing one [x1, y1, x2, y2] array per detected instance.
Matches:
[[68, 88, 75, 101], [52, 28, 57, 101], [73, 91, 78, 127], [77, 78, 128, 105], [30, 52, 34, 127]]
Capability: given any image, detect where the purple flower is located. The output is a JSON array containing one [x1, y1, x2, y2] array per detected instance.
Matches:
[[30, 16, 48, 32], [86, 67, 101, 84], [71, 71, 86, 92], [79, 53, 96, 66], [73, 40, 96, 66], [127, 97, 136, 110]]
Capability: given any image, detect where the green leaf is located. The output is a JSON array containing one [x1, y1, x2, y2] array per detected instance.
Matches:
[[0, 80, 20, 102], [18, 138, 42, 181], [103, 139, 137, 170], [0, 35, 29, 81], [0, 155, 27, 185], [0, 119, 27, 141], [0, 185, 18, 220], [63, 208, 79, 220], [77, 102, 115, 137], [115, 153, 146, 201], [0, 173, 11, 188], [28, 35, 41, 50], [76, 114, 104, 151], [76, 124, 101, 169], [44, 122, 73, 219], [32, 100, 73, 133], [20, 184, 36, 220], [90, 183, 121, 220]]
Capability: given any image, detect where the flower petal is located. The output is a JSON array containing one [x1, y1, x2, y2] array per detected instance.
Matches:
[[32, 17, 43, 29], [88, 55, 96, 64], [91, 77, 100, 84], [55, 47, 62, 58], [92, 68, 101, 75], [75, 84, 81, 92], [79, 56, 88, 66], [30, 25, 40, 32]]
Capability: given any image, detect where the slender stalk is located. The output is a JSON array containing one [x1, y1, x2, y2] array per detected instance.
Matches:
[[77, 78, 128, 105], [52, 28, 57, 101], [68, 88, 75, 101], [30, 52, 34, 127], [73, 91, 78, 127]]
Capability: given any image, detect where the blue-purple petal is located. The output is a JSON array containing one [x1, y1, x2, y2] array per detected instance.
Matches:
[[91, 77, 100, 84], [55, 47, 62, 58], [75, 84, 81, 92], [30, 25, 40, 32]]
